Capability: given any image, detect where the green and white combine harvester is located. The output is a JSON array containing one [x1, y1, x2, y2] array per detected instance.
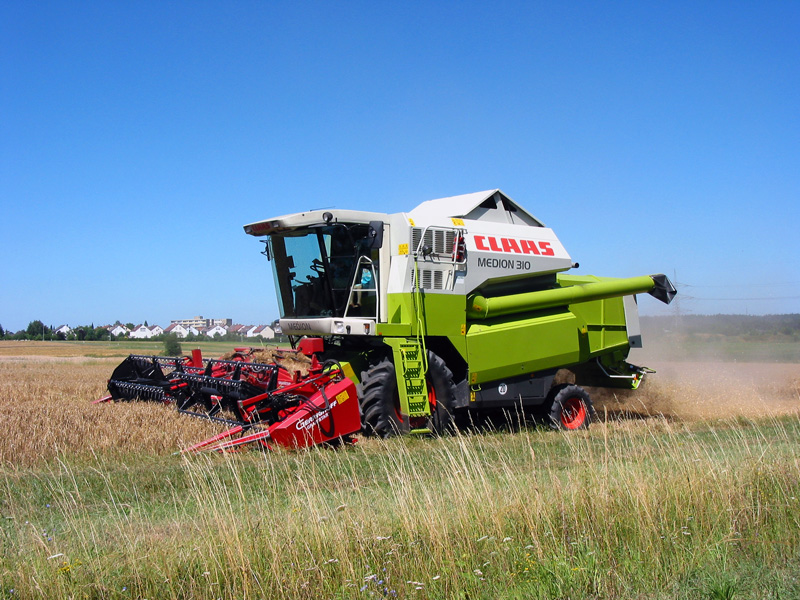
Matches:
[[103, 189, 676, 448], [243, 189, 676, 437]]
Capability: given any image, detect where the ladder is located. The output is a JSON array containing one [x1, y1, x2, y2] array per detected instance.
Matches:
[[384, 337, 430, 419]]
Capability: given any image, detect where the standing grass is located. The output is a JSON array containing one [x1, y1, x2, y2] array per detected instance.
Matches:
[[1, 351, 799, 598], [3, 419, 800, 598]]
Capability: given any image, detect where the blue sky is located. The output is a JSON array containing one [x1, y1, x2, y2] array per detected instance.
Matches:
[[2, 1, 798, 332]]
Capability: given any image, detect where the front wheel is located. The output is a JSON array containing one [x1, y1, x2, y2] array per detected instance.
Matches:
[[358, 356, 407, 437], [546, 384, 596, 430], [358, 351, 457, 438]]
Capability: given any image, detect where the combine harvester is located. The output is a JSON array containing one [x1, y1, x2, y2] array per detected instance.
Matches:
[[101, 189, 675, 450]]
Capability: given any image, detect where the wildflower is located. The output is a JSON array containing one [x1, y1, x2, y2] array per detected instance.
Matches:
[[58, 560, 81, 574]]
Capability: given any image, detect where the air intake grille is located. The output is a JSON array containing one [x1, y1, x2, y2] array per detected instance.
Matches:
[[412, 269, 446, 290], [411, 228, 457, 258]]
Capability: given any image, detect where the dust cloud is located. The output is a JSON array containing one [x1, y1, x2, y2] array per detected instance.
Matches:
[[590, 341, 800, 422]]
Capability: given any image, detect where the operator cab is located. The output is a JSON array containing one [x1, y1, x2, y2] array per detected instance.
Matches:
[[244, 210, 386, 336], [269, 223, 379, 320]]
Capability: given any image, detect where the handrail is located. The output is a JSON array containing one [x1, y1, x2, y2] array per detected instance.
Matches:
[[343, 255, 378, 320]]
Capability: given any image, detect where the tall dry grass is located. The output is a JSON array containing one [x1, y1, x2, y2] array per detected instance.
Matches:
[[3, 420, 800, 598], [0, 358, 214, 467]]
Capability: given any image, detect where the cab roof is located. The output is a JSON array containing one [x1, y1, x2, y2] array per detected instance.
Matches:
[[244, 189, 544, 236]]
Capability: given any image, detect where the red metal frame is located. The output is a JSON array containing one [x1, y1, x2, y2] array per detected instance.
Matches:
[[100, 344, 362, 451]]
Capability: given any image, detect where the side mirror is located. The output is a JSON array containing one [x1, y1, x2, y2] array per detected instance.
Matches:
[[367, 221, 384, 249]]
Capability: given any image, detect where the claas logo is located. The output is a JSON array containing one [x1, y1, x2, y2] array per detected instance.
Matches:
[[474, 235, 555, 256]]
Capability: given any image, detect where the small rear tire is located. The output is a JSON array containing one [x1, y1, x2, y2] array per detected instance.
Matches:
[[425, 351, 457, 435], [546, 384, 595, 430]]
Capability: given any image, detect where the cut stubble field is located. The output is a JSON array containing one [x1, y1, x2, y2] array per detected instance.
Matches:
[[0, 341, 799, 599]]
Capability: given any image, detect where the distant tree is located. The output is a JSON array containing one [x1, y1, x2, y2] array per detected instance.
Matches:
[[125, 323, 135, 330], [0, 324, 4, 338], [163, 334, 182, 357], [26, 320, 48, 338]]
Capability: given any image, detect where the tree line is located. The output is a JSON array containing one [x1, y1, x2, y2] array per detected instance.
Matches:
[[641, 313, 800, 341], [0, 320, 112, 341]]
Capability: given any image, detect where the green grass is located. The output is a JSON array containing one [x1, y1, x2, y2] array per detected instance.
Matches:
[[2, 417, 800, 599]]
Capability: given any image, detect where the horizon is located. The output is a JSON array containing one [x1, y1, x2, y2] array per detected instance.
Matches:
[[5, 311, 800, 337]]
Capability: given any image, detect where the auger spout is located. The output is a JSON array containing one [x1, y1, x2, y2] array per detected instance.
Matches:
[[467, 274, 675, 320]]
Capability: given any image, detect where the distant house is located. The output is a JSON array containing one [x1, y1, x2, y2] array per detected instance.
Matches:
[[55, 325, 72, 336], [164, 323, 190, 338], [205, 325, 228, 338], [129, 325, 150, 339], [227, 324, 248, 336], [130, 324, 162, 339], [108, 324, 129, 337], [252, 325, 275, 339]]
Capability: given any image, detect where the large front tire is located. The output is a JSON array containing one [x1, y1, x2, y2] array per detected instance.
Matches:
[[358, 351, 457, 438], [358, 357, 407, 438]]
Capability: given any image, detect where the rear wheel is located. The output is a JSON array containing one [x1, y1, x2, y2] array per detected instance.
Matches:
[[546, 384, 595, 430], [358, 351, 456, 438], [425, 352, 456, 435]]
